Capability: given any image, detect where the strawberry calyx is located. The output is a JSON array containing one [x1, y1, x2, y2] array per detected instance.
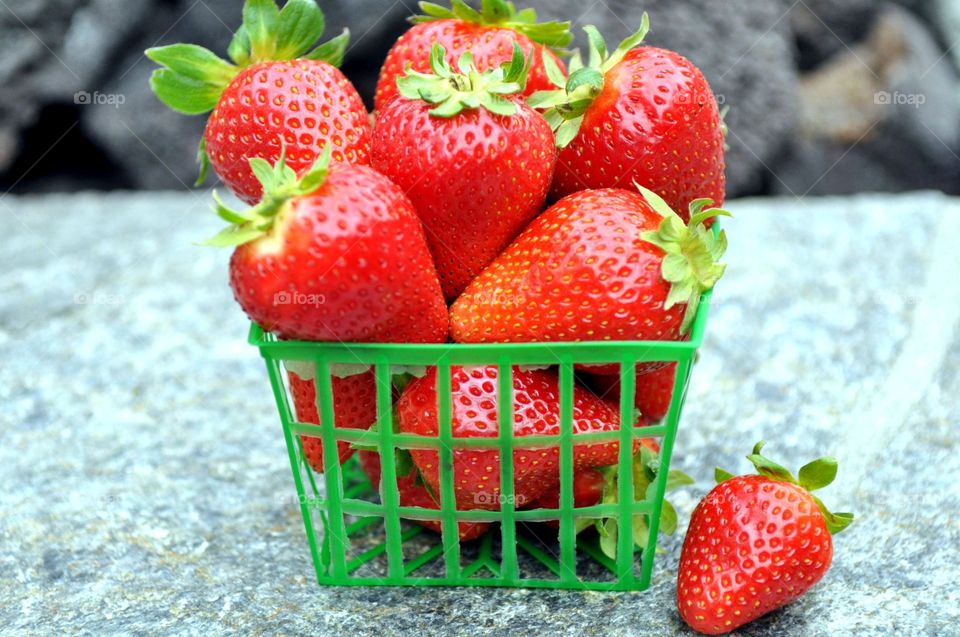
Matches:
[[636, 185, 731, 336], [716, 441, 855, 535], [202, 145, 332, 247], [527, 14, 650, 147], [411, 0, 572, 50], [396, 42, 529, 117], [592, 444, 694, 559], [146, 0, 348, 116]]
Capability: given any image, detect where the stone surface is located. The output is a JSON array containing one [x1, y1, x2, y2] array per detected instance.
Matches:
[[933, 0, 960, 70], [773, 4, 960, 196], [790, 0, 879, 70], [2, 191, 959, 635], [4, 0, 960, 197], [0, 0, 152, 172]]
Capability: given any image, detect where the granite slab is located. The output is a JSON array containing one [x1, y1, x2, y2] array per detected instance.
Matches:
[[1, 191, 958, 636]]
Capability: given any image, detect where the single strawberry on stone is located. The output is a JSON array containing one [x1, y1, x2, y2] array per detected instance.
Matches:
[[450, 186, 729, 374], [677, 442, 854, 635], [375, 0, 571, 112], [397, 365, 629, 511], [373, 44, 556, 300], [528, 15, 726, 216], [147, 0, 371, 203]]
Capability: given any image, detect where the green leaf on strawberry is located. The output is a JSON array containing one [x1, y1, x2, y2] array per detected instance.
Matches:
[[146, 0, 348, 116], [201, 145, 331, 248], [714, 466, 735, 483], [411, 0, 572, 50], [734, 440, 854, 534], [586, 444, 693, 559], [527, 14, 649, 144], [396, 42, 529, 118], [637, 185, 732, 335]]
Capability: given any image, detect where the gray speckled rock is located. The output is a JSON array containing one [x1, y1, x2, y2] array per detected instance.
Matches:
[[2, 191, 959, 635]]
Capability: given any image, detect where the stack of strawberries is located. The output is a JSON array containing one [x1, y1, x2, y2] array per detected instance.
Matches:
[[148, 1, 852, 634]]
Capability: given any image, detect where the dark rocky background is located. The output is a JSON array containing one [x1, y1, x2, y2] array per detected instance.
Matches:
[[1, 0, 958, 197]]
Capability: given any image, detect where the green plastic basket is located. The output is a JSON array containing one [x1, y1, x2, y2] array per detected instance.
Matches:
[[249, 285, 713, 591]]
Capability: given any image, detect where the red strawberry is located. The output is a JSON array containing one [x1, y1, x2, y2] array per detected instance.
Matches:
[[374, 0, 571, 112], [450, 187, 729, 371], [587, 363, 678, 422], [397, 366, 627, 511], [528, 467, 604, 528], [147, 0, 371, 204], [529, 16, 725, 216], [288, 369, 378, 473], [678, 443, 854, 635], [205, 150, 448, 344], [358, 450, 489, 541], [372, 45, 556, 300]]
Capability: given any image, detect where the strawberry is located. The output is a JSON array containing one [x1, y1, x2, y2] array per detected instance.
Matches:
[[147, 0, 371, 204], [677, 443, 854, 635], [203, 149, 448, 344], [374, 0, 571, 113], [529, 16, 725, 216], [528, 467, 604, 528], [288, 369, 378, 473], [358, 450, 489, 541], [587, 362, 678, 422], [372, 45, 556, 300], [397, 366, 627, 511], [450, 186, 729, 371]]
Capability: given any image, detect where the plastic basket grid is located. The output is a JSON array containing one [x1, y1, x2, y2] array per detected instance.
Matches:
[[249, 286, 713, 591]]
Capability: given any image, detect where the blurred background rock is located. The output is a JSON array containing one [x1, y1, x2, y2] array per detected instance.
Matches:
[[0, 0, 957, 197]]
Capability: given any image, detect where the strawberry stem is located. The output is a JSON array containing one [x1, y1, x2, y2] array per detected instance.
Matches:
[[636, 185, 731, 335], [527, 14, 650, 148], [201, 144, 332, 248], [396, 42, 529, 117], [738, 441, 855, 535]]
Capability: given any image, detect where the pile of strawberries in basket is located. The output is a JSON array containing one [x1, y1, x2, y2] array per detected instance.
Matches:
[[148, 0, 852, 633]]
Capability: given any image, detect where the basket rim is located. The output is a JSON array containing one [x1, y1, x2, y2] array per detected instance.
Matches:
[[248, 284, 714, 361]]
